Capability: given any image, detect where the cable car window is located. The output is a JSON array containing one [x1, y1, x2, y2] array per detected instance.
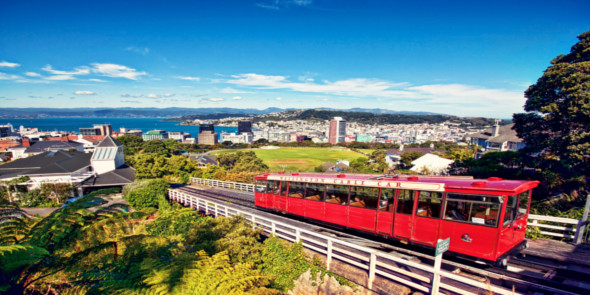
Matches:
[[288, 182, 305, 198], [444, 194, 501, 227], [349, 187, 379, 209], [416, 191, 443, 218], [304, 183, 325, 202], [396, 190, 415, 215], [503, 195, 518, 227], [279, 181, 288, 196], [379, 189, 395, 212], [517, 191, 530, 217], [325, 185, 349, 205], [256, 180, 268, 193]]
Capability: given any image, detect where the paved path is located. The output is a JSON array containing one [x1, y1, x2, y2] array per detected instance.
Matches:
[[21, 194, 129, 217]]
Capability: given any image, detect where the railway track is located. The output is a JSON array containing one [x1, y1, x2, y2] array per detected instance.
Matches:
[[172, 184, 590, 294]]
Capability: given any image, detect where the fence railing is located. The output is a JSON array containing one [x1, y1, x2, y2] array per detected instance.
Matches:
[[189, 178, 590, 245], [169, 189, 524, 295], [190, 177, 255, 192]]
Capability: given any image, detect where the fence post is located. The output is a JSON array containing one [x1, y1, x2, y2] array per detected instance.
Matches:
[[295, 229, 301, 243], [326, 239, 333, 271], [272, 222, 276, 235], [574, 194, 590, 244], [368, 252, 377, 289], [252, 216, 256, 230]]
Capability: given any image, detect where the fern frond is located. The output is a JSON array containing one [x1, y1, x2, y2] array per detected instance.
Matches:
[[0, 244, 49, 273]]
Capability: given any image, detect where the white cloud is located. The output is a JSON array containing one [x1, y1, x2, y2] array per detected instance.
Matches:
[[0, 61, 20, 68], [0, 72, 21, 80], [126, 46, 150, 55], [43, 65, 90, 76], [227, 72, 526, 117], [176, 76, 201, 81], [209, 98, 225, 102], [228, 73, 412, 98], [232, 96, 242, 100], [276, 97, 283, 101], [46, 75, 76, 81], [220, 87, 252, 94], [91, 63, 147, 80], [121, 93, 143, 98], [147, 94, 161, 99], [74, 91, 96, 95], [164, 93, 175, 97], [257, 0, 312, 10], [25, 72, 42, 77], [89, 78, 108, 82]]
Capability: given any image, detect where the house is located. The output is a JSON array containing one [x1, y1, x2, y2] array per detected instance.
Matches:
[[191, 154, 218, 169], [385, 146, 443, 168], [468, 121, 524, 155], [0, 136, 135, 194], [321, 161, 349, 172], [8, 138, 84, 160], [409, 153, 454, 175]]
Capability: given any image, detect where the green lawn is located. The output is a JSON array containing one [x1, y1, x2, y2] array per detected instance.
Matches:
[[210, 147, 366, 172]]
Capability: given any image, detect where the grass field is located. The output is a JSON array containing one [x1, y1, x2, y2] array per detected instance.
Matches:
[[210, 147, 366, 172]]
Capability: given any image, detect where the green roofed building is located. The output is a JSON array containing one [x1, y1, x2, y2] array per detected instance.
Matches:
[[142, 130, 168, 141]]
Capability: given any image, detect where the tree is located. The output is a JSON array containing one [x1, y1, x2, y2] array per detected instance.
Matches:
[[513, 30, 590, 192], [400, 151, 423, 167], [141, 140, 169, 156], [123, 179, 170, 210], [116, 134, 143, 156]]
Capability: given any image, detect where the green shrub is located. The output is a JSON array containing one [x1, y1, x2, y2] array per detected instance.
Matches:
[[123, 179, 170, 210]]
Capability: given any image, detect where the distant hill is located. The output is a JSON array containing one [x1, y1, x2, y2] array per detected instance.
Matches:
[[0, 107, 286, 119], [0, 107, 503, 127], [255, 109, 500, 127]]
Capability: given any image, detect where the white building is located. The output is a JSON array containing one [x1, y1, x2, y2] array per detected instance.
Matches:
[[91, 136, 125, 175], [220, 132, 253, 145], [409, 154, 454, 175]]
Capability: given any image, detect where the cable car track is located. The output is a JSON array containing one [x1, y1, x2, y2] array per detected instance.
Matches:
[[172, 184, 590, 294]]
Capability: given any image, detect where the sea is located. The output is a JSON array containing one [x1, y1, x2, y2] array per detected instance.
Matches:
[[1, 117, 237, 139]]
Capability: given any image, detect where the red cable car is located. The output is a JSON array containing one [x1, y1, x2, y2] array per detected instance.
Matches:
[[254, 172, 539, 265]]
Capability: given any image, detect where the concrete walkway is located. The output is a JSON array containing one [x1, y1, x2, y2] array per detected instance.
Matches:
[[22, 194, 129, 217]]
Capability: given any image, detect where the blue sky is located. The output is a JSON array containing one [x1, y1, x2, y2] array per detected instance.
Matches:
[[0, 0, 588, 118]]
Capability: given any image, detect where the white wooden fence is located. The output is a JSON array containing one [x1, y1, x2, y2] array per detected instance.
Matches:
[[190, 177, 255, 192], [169, 189, 525, 295], [189, 178, 590, 245]]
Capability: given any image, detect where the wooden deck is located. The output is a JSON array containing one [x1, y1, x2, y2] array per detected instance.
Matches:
[[523, 239, 590, 266]]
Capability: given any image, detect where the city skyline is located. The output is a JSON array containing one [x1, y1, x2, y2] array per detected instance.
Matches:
[[1, 0, 588, 118]]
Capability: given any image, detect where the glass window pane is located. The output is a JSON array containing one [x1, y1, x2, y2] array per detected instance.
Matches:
[[396, 190, 415, 215], [379, 189, 395, 212], [444, 193, 502, 227], [416, 191, 443, 218], [518, 191, 530, 217], [288, 182, 305, 198], [349, 187, 379, 209], [304, 183, 325, 201], [256, 180, 268, 193], [504, 195, 518, 226], [279, 181, 288, 196], [325, 185, 349, 205]]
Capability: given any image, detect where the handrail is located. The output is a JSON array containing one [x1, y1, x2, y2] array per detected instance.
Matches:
[[168, 188, 524, 295]]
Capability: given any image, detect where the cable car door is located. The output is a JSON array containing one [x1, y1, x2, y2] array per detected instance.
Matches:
[[376, 189, 396, 236], [276, 181, 288, 212], [393, 190, 416, 240]]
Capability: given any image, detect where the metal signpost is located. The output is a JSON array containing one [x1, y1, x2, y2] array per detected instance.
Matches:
[[432, 237, 450, 295]]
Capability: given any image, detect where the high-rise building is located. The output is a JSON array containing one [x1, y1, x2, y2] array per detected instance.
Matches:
[[329, 117, 346, 144], [199, 121, 214, 134], [198, 131, 218, 145], [238, 120, 252, 134], [0, 126, 11, 138], [80, 124, 113, 136]]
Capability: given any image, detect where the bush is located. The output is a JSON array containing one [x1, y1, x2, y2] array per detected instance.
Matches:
[[123, 179, 170, 210]]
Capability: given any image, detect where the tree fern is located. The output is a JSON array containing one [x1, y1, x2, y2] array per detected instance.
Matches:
[[0, 244, 49, 274]]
